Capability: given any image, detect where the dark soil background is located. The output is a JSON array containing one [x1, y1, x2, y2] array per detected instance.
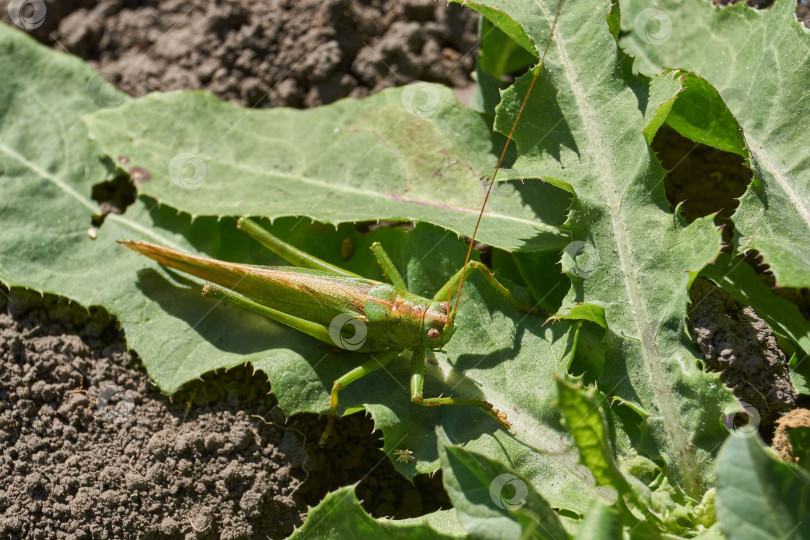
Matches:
[[2, 0, 478, 109], [0, 288, 306, 539], [0, 287, 450, 539], [1, 0, 808, 538]]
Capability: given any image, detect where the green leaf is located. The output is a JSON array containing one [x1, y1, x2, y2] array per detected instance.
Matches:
[[82, 87, 570, 253], [664, 72, 747, 157], [0, 21, 400, 415], [436, 426, 568, 540], [0, 23, 613, 516], [456, 2, 536, 56], [0, 21, 385, 436], [288, 485, 465, 539], [568, 321, 607, 385], [554, 379, 718, 536], [572, 502, 622, 540], [473, 16, 538, 119], [490, 248, 570, 314], [478, 17, 537, 81], [555, 379, 630, 496], [620, 0, 810, 288], [789, 354, 810, 396], [462, 0, 737, 498], [788, 428, 810, 469], [716, 435, 810, 540]]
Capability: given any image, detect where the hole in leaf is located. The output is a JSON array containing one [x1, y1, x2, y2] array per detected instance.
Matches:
[[653, 125, 750, 230], [90, 173, 137, 227], [743, 250, 810, 321]]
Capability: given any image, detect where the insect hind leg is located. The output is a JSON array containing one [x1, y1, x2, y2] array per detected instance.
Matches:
[[237, 217, 361, 278]]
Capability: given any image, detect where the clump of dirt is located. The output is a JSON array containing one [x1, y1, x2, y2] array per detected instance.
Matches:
[[688, 278, 797, 436], [1, 0, 477, 108], [0, 288, 450, 538]]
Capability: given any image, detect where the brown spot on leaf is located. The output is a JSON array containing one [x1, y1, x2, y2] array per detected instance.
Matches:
[[127, 167, 152, 185]]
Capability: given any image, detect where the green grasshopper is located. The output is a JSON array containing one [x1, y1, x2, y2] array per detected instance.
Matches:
[[122, 1, 563, 446], [120, 218, 530, 445]]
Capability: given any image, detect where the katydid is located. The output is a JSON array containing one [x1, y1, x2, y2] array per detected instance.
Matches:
[[120, 218, 529, 445], [121, 0, 563, 446]]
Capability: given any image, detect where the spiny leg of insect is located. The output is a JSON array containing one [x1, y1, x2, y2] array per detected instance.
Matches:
[[319, 349, 400, 447], [409, 347, 511, 429], [435, 260, 540, 314]]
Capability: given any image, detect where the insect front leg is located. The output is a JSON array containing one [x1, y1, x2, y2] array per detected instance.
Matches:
[[435, 261, 542, 314], [409, 347, 511, 429], [369, 242, 406, 290], [319, 349, 400, 447]]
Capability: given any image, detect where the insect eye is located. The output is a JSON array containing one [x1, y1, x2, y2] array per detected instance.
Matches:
[[427, 328, 441, 340]]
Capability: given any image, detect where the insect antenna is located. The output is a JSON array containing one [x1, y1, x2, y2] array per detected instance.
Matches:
[[450, 0, 565, 322]]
